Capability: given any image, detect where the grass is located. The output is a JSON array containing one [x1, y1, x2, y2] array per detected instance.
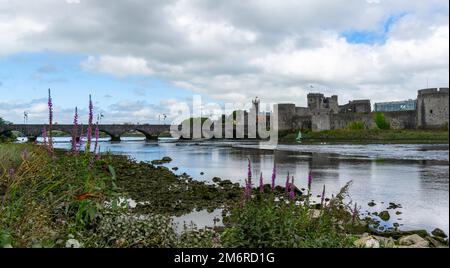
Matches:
[[281, 129, 449, 143]]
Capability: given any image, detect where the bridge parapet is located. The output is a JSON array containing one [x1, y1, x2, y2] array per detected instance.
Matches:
[[0, 124, 172, 142]]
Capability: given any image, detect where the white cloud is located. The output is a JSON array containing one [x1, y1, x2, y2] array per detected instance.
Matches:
[[0, 0, 448, 106], [80, 55, 153, 77]]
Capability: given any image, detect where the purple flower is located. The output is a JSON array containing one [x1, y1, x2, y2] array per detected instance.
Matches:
[[321, 185, 326, 207], [259, 173, 264, 193], [271, 163, 276, 192], [289, 176, 295, 200], [247, 158, 252, 185], [71, 107, 79, 152], [86, 95, 94, 152], [307, 170, 313, 191], [8, 168, 15, 177], [285, 171, 290, 193], [47, 89, 54, 154]]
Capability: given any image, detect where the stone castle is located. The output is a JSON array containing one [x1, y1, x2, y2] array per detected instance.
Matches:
[[275, 87, 449, 132]]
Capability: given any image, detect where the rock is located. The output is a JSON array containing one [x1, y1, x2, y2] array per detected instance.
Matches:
[[425, 236, 445, 248], [387, 202, 402, 210], [354, 236, 380, 248], [398, 234, 430, 248], [368, 201, 376, 207], [379, 211, 390, 221], [431, 228, 448, 239], [171, 167, 178, 171], [374, 236, 396, 248], [395, 211, 402, 215]]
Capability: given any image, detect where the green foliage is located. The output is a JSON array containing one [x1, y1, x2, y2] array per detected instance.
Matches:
[[0, 117, 15, 143], [0, 144, 119, 247], [346, 121, 365, 130], [374, 112, 390, 130], [221, 190, 355, 248]]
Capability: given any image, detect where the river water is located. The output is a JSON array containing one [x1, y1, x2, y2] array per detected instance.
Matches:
[[44, 137, 449, 234]]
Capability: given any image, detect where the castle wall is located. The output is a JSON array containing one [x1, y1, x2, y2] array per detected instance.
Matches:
[[417, 88, 449, 129]]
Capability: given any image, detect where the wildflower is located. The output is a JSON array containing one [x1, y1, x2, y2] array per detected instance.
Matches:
[[271, 163, 276, 191], [289, 176, 295, 200], [47, 88, 54, 154], [71, 107, 79, 152], [259, 172, 264, 193], [8, 168, 15, 177], [321, 185, 326, 207], [307, 170, 313, 191], [247, 158, 252, 186], [285, 171, 290, 193], [86, 95, 94, 152]]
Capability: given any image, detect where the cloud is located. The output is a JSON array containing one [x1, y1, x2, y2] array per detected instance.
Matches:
[[80, 55, 153, 77], [0, 0, 448, 106]]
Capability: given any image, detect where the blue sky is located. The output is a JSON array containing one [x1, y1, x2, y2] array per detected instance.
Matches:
[[0, 0, 448, 124], [342, 13, 407, 45]]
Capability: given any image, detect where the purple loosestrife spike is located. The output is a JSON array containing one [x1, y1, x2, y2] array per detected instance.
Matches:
[[285, 171, 290, 193], [86, 95, 94, 152], [308, 170, 313, 191], [259, 173, 264, 193], [47, 89, 53, 154], [71, 107, 79, 152], [289, 176, 295, 200], [271, 163, 276, 191], [321, 185, 326, 207], [247, 158, 252, 186]]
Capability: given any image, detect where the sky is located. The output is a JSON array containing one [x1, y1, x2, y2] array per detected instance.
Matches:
[[0, 0, 448, 124]]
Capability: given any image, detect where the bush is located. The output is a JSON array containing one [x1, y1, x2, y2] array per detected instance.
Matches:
[[220, 188, 356, 248], [374, 112, 390, 130], [347, 121, 365, 130]]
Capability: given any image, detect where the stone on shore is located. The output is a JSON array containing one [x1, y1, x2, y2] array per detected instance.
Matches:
[[398, 234, 430, 248], [431, 228, 447, 239], [354, 234, 380, 248], [379, 211, 390, 221]]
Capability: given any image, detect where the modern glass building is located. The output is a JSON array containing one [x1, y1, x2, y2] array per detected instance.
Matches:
[[374, 99, 417, 112]]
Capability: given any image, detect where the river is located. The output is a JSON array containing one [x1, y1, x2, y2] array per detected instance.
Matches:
[[36, 137, 449, 234]]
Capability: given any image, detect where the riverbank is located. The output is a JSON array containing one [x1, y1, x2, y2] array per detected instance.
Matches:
[[280, 129, 449, 144], [1, 143, 448, 248]]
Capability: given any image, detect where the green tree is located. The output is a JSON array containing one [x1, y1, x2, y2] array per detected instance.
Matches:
[[374, 112, 390, 130], [0, 117, 15, 142]]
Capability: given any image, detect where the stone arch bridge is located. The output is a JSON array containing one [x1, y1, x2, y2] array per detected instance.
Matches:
[[0, 124, 171, 142]]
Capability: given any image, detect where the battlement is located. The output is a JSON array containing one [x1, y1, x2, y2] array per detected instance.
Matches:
[[418, 87, 449, 96]]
